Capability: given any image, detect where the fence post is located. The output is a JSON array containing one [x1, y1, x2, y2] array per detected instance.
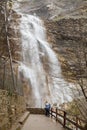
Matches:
[[56, 108, 57, 121], [63, 111, 66, 127]]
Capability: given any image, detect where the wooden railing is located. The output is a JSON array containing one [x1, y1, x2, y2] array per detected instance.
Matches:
[[50, 108, 87, 130]]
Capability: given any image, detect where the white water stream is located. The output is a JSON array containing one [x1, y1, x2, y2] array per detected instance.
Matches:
[[19, 14, 73, 107]]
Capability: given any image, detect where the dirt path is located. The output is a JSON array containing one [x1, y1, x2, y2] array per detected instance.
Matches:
[[21, 114, 65, 130]]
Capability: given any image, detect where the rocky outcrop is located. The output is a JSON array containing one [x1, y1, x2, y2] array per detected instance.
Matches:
[[0, 4, 22, 90], [45, 18, 87, 81], [0, 2, 26, 130], [0, 90, 26, 130], [14, 0, 87, 20]]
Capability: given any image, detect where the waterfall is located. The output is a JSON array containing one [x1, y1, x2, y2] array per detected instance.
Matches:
[[19, 14, 73, 108]]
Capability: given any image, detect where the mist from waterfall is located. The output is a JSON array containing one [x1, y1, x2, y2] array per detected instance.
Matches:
[[19, 14, 73, 108]]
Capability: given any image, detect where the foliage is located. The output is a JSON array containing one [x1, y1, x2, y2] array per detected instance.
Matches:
[[66, 101, 80, 115]]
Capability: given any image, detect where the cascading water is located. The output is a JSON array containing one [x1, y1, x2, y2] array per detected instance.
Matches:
[[19, 14, 73, 107]]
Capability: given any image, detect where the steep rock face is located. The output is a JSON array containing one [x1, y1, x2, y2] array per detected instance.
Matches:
[[0, 0, 87, 85], [0, 3, 22, 90], [0, 3, 26, 129], [7, 11, 22, 61], [45, 18, 87, 81], [0, 2, 8, 58], [12, 0, 87, 81], [0, 2, 21, 60], [14, 0, 87, 19]]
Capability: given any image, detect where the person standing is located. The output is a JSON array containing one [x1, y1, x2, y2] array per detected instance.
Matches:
[[45, 101, 51, 116]]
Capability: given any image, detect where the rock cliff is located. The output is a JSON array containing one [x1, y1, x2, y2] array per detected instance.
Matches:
[[14, 0, 87, 19], [13, 0, 87, 81], [45, 18, 87, 81], [0, 2, 26, 130], [0, 0, 87, 125]]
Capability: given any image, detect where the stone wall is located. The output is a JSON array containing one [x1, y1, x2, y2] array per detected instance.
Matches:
[[0, 89, 26, 130], [27, 108, 45, 114]]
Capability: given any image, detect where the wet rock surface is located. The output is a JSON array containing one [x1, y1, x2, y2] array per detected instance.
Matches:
[[45, 18, 87, 81], [13, 0, 87, 19]]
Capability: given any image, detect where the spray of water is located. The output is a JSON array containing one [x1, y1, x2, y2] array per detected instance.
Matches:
[[19, 14, 73, 107]]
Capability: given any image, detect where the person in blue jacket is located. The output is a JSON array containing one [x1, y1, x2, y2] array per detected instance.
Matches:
[[45, 101, 51, 116]]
